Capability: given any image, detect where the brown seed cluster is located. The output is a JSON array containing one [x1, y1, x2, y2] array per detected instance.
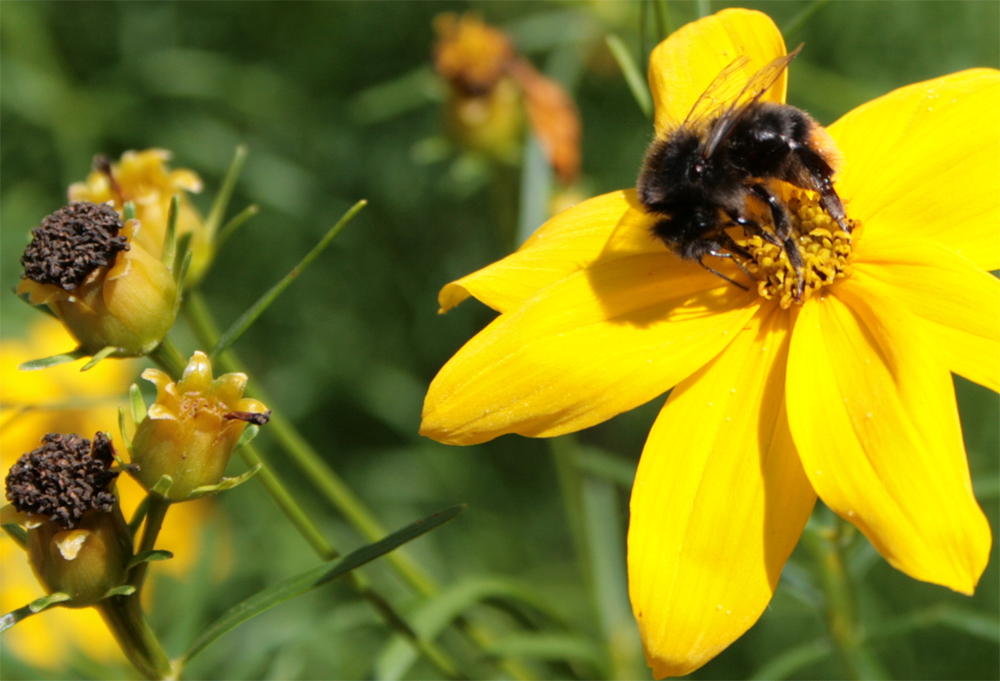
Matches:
[[20, 201, 130, 291], [5, 432, 119, 529]]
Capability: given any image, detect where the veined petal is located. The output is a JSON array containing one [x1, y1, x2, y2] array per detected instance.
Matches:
[[854, 235, 999, 392], [422, 255, 759, 444], [629, 304, 815, 678], [786, 285, 991, 593], [439, 190, 650, 313], [828, 69, 1000, 270], [649, 8, 786, 138]]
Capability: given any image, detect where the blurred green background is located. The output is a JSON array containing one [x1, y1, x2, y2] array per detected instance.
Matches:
[[1, 2, 997, 680]]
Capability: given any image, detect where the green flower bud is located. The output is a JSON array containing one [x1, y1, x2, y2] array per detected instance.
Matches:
[[130, 351, 269, 502], [5, 433, 132, 607]]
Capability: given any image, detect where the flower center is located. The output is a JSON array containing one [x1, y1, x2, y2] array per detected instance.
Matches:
[[736, 189, 860, 309]]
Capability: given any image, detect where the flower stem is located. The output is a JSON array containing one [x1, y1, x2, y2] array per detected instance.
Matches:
[[97, 595, 173, 680], [804, 513, 885, 680], [129, 495, 171, 591], [148, 339, 188, 378]]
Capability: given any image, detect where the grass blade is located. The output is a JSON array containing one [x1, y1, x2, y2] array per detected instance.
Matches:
[[209, 200, 367, 359], [179, 504, 463, 665], [605, 35, 652, 118]]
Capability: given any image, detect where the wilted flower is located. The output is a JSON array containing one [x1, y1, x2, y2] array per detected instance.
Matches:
[[17, 202, 178, 358], [130, 351, 269, 502], [70, 149, 211, 279], [421, 8, 998, 678], [434, 12, 581, 183], [5, 433, 132, 608]]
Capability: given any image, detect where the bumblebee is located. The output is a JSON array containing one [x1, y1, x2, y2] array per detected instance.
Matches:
[[637, 45, 849, 293]]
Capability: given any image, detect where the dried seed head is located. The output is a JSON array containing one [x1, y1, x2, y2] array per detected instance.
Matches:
[[20, 202, 129, 291], [5, 432, 120, 529]]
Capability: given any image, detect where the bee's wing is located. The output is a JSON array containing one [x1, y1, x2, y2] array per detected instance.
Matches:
[[681, 55, 753, 134], [701, 44, 803, 158]]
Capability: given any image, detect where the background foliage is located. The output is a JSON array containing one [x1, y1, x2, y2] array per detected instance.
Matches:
[[1, 2, 997, 680]]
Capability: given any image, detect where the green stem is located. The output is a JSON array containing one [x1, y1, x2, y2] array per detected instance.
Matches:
[[129, 495, 171, 591], [148, 339, 188, 378], [97, 596, 173, 680], [804, 515, 884, 680]]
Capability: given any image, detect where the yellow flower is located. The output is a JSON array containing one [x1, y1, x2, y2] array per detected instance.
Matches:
[[1, 318, 219, 671], [420, 9, 998, 678], [69, 149, 210, 280], [130, 351, 268, 502], [17, 202, 178, 357]]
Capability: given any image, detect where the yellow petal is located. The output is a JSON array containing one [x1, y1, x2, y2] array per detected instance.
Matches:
[[629, 304, 815, 678], [828, 69, 1000, 270], [648, 8, 786, 138], [439, 190, 649, 313], [786, 285, 991, 593], [854, 235, 999, 392], [422, 256, 759, 444]]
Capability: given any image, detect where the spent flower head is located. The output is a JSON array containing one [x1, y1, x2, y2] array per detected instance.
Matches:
[[17, 202, 178, 358], [421, 8, 999, 677], [129, 351, 269, 502], [5, 433, 132, 608]]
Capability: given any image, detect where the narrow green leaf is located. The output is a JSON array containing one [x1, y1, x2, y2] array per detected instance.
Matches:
[[162, 194, 180, 268], [19, 349, 87, 371], [188, 464, 261, 498], [81, 346, 118, 372], [174, 251, 193, 302], [210, 200, 367, 359], [870, 605, 1000, 643], [234, 424, 260, 452], [127, 550, 174, 571], [205, 145, 249, 240], [103, 585, 136, 598], [605, 35, 653, 118], [130, 383, 147, 426], [216, 204, 259, 248], [652, 0, 672, 40], [750, 638, 831, 680], [180, 504, 464, 665], [123, 202, 136, 221], [2, 523, 27, 549], [375, 576, 567, 680], [118, 407, 132, 454], [1, 593, 71, 633], [485, 633, 605, 668]]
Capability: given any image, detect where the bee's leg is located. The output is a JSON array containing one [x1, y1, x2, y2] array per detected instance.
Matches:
[[698, 252, 750, 291], [749, 184, 806, 300], [725, 210, 783, 249], [790, 145, 850, 233], [715, 232, 755, 279]]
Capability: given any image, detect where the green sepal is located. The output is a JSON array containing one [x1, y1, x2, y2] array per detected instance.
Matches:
[[234, 424, 260, 451], [205, 145, 249, 242], [173, 252, 193, 305], [31, 592, 72, 613], [129, 383, 147, 426], [102, 585, 137, 599], [123, 201, 136, 222], [216, 204, 259, 247], [188, 464, 262, 499], [13, 290, 58, 318], [162, 194, 180, 268], [179, 504, 465, 665], [117, 407, 133, 455], [19, 349, 87, 371], [81, 346, 119, 372], [151, 475, 175, 498], [126, 550, 174, 571], [173, 231, 194, 283]]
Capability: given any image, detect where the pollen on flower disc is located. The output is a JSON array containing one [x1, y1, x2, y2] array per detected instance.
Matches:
[[5, 432, 119, 529], [20, 201, 130, 291]]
